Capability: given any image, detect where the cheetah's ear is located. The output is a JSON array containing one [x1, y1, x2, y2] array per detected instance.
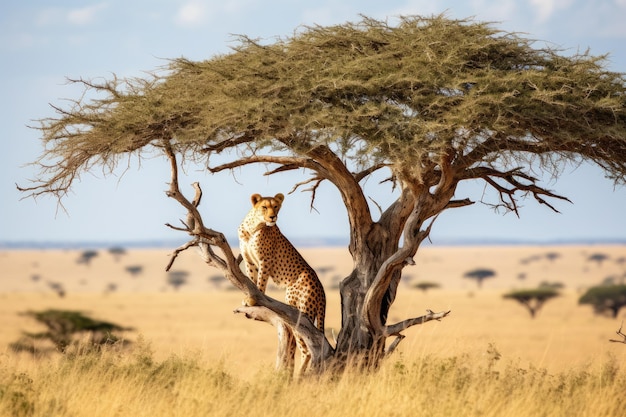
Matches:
[[250, 194, 262, 206], [274, 193, 285, 204]]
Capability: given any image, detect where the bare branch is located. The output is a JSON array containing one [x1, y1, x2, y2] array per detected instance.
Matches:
[[464, 166, 571, 215], [353, 163, 389, 183], [162, 141, 334, 372], [385, 334, 406, 356], [446, 198, 475, 209], [165, 239, 199, 271], [234, 302, 334, 372], [609, 321, 626, 344], [384, 309, 451, 337]]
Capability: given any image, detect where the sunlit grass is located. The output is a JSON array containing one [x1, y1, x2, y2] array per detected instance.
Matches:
[[1, 340, 624, 417]]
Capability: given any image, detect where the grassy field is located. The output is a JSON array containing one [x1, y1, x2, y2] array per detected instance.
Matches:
[[1, 245, 625, 416]]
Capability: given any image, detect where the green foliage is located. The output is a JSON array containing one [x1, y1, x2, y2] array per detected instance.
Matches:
[[503, 287, 560, 318], [23, 15, 626, 198], [579, 284, 626, 317], [504, 287, 560, 302], [463, 268, 496, 288], [413, 281, 441, 292], [10, 309, 133, 353]]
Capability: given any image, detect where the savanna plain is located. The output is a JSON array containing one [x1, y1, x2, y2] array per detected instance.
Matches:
[[1, 244, 625, 417]]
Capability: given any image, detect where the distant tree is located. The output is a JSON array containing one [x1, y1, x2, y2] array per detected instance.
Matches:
[[588, 253, 610, 266], [503, 288, 560, 318], [579, 285, 626, 318], [413, 281, 441, 293], [10, 309, 133, 354], [108, 246, 127, 261], [520, 255, 542, 265], [19, 15, 626, 373], [47, 281, 65, 298], [125, 265, 144, 277], [538, 281, 565, 290], [77, 250, 98, 266], [464, 268, 496, 289], [167, 270, 189, 291], [544, 252, 561, 262]]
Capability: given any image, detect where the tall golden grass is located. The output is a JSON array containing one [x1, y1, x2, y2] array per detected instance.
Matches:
[[1, 340, 625, 417], [1, 245, 625, 416]]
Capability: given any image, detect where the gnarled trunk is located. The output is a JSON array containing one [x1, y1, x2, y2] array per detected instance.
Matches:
[[163, 142, 451, 374]]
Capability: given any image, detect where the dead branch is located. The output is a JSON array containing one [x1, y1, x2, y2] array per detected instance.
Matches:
[[609, 321, 626, 344], [384, 309, 451, 337], [464, 166, 571, 215], [385, 334, 405, 356], [165, 239, 199, 271], [446, 198, 475, 209], [234, 302, 334, 371], [161, 140, 334, 372]]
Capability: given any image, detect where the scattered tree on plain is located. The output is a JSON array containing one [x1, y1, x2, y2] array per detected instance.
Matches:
[[588, 253, 610, 266], [464, 268, 496, 289], [503, 287, 560, 318], [77, 250, 98, 266], [167, 270, 189, 291], [125, 265, 144, 277], [10, 309, 133, 354], [579, 284, 626, 318], [19, 15, 626, 373], [414, 281, 441, 293], [108, 246, 127, 261]]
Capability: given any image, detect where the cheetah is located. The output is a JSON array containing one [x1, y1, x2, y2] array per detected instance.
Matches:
[[238, 193, 326, 373]]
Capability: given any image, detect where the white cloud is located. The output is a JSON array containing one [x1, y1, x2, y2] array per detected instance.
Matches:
[[175, 1, 209, 27], [67, 3, 109, 25]]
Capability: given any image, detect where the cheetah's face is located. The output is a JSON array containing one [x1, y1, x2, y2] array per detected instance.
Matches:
[[250, 193, 285, 227]]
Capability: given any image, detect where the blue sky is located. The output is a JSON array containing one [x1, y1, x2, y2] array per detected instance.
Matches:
[[2, 0, 626, 245]]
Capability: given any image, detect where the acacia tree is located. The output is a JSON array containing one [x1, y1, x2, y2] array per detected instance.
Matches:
[[19, 16, 626, 372], [503, 288, 560, 318]]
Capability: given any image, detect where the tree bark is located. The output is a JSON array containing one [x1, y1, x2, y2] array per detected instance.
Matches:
[[162, 140, 451, 373]]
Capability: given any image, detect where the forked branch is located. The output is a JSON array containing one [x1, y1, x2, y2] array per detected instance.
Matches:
[[465, 167, 571, 215], [161, 140, 333, 371], [384, 309, 451, 355]]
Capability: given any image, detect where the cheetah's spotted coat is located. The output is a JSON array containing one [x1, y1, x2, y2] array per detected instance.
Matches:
[[238, 193, 326, 372]]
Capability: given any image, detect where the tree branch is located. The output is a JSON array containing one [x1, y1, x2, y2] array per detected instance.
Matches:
[[353, 163, 390, 183], [208, 155, 323, 175], [363, 196, 444, 335], [464, 166, 571, 215], [162, 140, 334, 372], [384, 309, 452, 337], [234, 303, 334, 372], [609, 321, 626, 344]]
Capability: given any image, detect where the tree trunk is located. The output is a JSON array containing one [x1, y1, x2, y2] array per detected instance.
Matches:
[[163, 144, 450, 375]]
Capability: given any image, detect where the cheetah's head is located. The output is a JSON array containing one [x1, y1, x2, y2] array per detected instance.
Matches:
[[250, 193, 284, 227]]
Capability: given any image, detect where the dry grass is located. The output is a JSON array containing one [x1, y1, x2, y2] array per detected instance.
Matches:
[[1, 245, 625, 416]]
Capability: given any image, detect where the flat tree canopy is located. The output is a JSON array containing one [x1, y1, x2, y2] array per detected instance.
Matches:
[[503, 288, 560, 318], [20, 15, 626, 373]]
